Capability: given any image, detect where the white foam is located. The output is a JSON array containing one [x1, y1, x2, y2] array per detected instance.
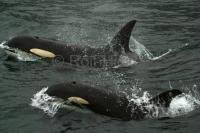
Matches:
[[7, 48, 41, 61], [31, 87, 91, 117], [31, 87, 64, 117], [0, 41, 41, 61], [129, 91, 151, 105], [128, 87, 200, 119], [115, 55, 138, 68], [130, 37, 172, 61], [167, 94, 200, 117], [130, 37, 154, 60], [151, 49, 172, 61], [0, 41, 8, 49]]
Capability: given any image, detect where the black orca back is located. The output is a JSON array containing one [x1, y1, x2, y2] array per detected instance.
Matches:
[[46, 81, 133, 120]]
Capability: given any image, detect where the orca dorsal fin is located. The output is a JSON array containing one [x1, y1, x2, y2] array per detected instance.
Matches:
[[149, 89, 182, 107], [110, 20, 137, 53]]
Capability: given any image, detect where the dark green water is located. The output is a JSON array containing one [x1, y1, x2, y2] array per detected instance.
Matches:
[[0, 0, 200, 133]]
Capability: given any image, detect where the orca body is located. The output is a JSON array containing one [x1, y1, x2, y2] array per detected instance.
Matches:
[[45, 81, 182, 120], [1, 20, 140, 67]]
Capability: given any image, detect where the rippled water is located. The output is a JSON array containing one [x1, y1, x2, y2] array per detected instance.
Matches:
[[0, 0, 200, 133]]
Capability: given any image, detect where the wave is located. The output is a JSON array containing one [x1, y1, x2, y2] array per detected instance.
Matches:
[[130, 37, 172, 61], [0, 41, 41, 61]]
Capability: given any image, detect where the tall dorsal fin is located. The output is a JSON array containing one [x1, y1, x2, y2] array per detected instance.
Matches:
[[149, 89, 182, 107], [110, 20, 137, 53]]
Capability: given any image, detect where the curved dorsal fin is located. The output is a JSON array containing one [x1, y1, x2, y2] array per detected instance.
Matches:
[[149, 89, 182, 107], [110, 20, 137, 53]]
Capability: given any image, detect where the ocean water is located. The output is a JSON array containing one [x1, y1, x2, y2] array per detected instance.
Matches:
[[0, 0, 200, 133]]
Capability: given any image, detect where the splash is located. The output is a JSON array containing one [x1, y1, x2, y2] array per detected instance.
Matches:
[[167, 93, 200, 117], [6, 48, 41, 61], [130, 37, 172, 61], [128, 86, 200, 119], [31, 87, 91, 117], [0, 41, 9, 49], [150, 49, 172, 61], [117, 55, 138, 67], [31, 87, 64, 117], [0, 41, 41, 61]]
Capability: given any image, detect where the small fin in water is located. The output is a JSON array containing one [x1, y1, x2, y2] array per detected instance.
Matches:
[[111, 20, 137, 53], [30, 48, 56, 58], [149, 89, 182, 107]]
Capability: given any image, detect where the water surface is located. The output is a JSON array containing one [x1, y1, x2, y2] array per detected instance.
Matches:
[[0, 0, 200, 133]]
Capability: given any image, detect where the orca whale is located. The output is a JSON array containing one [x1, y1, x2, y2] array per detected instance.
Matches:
[[45, 81, 182, 120], [0, 20, 140, 68]]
